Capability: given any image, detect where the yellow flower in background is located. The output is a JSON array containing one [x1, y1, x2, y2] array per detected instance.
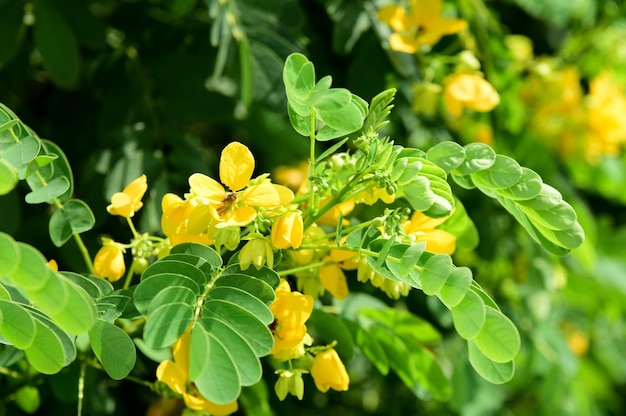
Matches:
[[157, 331, 238, 415], [269, 280, 314, 360], [444, 73, 500, 117], [106, 174, 148, 218], [271, 211, 304, 249], [188, 142, 294, 228], [403, 211, 456, 255], [319, 261, 349, 300], [310, 348, 350, 393], [317, 198, 355, 227], [378, 0, 467, 54], [585, 71, 626, 160], [93, 240, 125, 282]]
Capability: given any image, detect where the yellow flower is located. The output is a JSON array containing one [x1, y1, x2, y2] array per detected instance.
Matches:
[[157, 331, 238, 415], [93, 241, 125, 282], [378, 0, 467, 54], [319, 262, 349, 300], [239, 235, 274, 270], [271, 211, 304, 249], [585, 71, 626, 160], [317, 198, 354, 227], [187, 142, 294, 228], [269, 280, 314, 360], [444, 73, 500, 117], [106, 174, 148, 218], [46, 259, 58, 271], [160, 193, 213, 246], [310, 348, 350, 393], [403, 211, 456, 255]]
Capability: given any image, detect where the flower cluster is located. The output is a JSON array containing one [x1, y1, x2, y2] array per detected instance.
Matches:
[[94, 137, 460, 412]]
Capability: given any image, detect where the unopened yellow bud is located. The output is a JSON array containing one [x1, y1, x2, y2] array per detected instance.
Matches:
[[310, 348, 349, 393], [271, 211, 304, 249], [94, 241, 126, 282], [239, 236, 274, 270]]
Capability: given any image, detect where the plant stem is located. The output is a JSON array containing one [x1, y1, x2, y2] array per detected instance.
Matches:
[[122, 261, 137, 290], [77, 361, 86, 416], [277, 260, 335, 277], [308, 108, 317, 217]]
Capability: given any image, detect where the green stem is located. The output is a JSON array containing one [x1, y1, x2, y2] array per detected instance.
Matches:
[[307, 108, 317, 216], [306, 217, 384, 244], [277, 260, 335, 277], [122, 261, 137, 290], [77, 361, 86, 416], [303, 170, 369, 230], [34, 171, 95, 273], [126, 217, 140, 239]]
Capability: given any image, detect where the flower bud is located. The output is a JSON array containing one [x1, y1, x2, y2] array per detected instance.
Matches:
[[239, 236, 274, 270], [310, 348, 349, 393], [94, 241, 126, 282], [271, 211, 304, 249]]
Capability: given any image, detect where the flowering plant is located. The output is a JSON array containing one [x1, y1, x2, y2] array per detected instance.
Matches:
[[0, 49, 584, 415]]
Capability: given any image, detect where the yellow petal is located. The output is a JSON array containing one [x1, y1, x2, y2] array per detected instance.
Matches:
[[93, 245, 125, 282], [405, 210, 449, 231], [411, 0, 441, 25], [123, 174, 148, 209], [186, 203, 214, 234], [156, 360, 186, 395], [46, 259, 58, 271], [172, 330, 191, 372], [389, 33, 419, 54], [189, 173, 225, 202], [378, 5, 408, 32], [416, 229, 456, 255], [310, 348, 350, 392], [241, 183, 294, 207], [201, 398, 239, 415], [224, 206, 257, 226], [319, 263, 349, 300], [220, 142, 255, 192], [107, 192, 133, 217]]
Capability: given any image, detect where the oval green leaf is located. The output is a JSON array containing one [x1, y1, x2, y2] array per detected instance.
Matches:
[[421, 254, 453, 296], [89, 319, 137, 380], [467, 340, 515, 384], [473, 307, 520, 363], [451, 290, 486, 339], [471, 154, 523, 190]]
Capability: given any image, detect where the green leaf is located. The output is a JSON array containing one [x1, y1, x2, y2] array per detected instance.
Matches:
[[287, 104, 312, 136], [143, 259, 207, 287], [48, 199, 96, 247], [438, 266, 472, 308], [190, 324, 241, 404], [48, 276, 97, 334], [222, 264, 280, 290], [0, 158, 18, 195], [24, 176, 70, 204], [517, 183, 563, 210], [421, 254, 453, 296], [406, 341, 452, 401], [450, 290, 486, 339], [473, 307, 520, 363], [33, 0, 80, 87], [23, 319, 66, 374], [467, 340, 515, 384], [308, 310, 355, 359], [148, 286, 197, 313], [0, 232, 20, 276], [202, 299, 274, 357], [214, 273, 275, 305], [26, 270, 69, 316], [144, 303, 194, 348], [89, 319, 136, 380], [134, 273, 201, 315], [368, 325, 417, 387], [471, 155, 523, 190], [12, 243, 50, 291], [62, 272, 113, 299], [201, 317, 263, 386], [427, 141, 466, 173], [208, 286, 274, 325], [15, 385, 40, 415], [519, 201, 577, 231], [37, 140, 74, 201], [2, 136, 40, 179], [399, 242, 426, 278], [454, 143, 496, 175], [170, 242, 223, 271], [495, 167, 543, 200], [0, 300, 36, 349], [360, 308, 441, 344], [344, 319, 388, 375]]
